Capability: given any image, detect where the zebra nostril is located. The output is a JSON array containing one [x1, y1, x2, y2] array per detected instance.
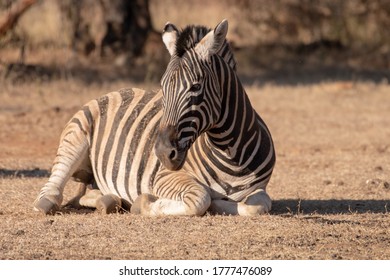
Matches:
[[169, 149, 176, 160]]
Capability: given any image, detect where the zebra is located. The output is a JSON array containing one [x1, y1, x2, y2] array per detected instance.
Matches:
[[34, 19, 275, 216]]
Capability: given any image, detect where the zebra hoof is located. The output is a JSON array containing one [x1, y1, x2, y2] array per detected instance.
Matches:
[[130, 194, 158, 215], [96, 194, 122, 214], [34, 197, 59, 215]]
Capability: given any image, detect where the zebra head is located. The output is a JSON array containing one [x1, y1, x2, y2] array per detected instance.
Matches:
[[155, 19, 230, 171]]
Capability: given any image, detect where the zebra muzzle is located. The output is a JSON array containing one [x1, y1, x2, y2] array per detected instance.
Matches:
[[155, 125, 188, 171]]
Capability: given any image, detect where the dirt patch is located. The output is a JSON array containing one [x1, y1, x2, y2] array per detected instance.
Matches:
[[0, 77, 389, 260]]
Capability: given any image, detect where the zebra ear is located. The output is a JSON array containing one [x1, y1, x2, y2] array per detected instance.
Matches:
[[195, 19, 228, 60], [162, 22, 179, 56]]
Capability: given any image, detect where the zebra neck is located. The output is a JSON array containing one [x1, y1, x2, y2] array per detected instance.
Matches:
[[206, 70, 260, 166]]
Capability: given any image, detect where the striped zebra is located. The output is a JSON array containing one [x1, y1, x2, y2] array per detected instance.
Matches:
[[34, 19, 275, 216]]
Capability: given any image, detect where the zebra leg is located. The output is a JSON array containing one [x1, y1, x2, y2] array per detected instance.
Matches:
[[96, 194, 122, 214], [131, 171, 211, 216], [63, 183, 89, 209], [64, 184, 123, 214], [78, 189, 103, 208], [130, 194, 158, 215], [209, 189, 272, 216], [34, 123, 90, 214]]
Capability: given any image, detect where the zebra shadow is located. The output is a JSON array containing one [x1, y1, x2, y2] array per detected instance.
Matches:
[[0, 168, 50, 178], [271, 199, 389, 215], [61, 199, 390, 216]]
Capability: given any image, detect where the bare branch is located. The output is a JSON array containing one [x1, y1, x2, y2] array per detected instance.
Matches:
[[0, 0, 37, 37]]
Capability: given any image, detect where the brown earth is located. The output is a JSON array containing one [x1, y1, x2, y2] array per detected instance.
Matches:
[[0, 65, 390, 260]]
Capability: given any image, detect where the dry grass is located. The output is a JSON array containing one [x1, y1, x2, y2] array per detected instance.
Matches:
[[0, 68, 390, 259]]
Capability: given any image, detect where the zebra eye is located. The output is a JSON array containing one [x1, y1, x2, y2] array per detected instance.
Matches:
[[189, 83, 201, 92]]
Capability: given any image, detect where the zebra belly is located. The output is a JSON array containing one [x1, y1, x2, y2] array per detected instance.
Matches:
[[88, 88, 163, 203]]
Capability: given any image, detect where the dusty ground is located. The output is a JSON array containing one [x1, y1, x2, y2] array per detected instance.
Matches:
[[0, 63, 389, 259]]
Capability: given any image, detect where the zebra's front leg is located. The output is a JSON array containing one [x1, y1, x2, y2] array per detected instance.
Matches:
[[209, 189, 272, 216], [131, 171, 211, 216], [64, 184, 124, 214]]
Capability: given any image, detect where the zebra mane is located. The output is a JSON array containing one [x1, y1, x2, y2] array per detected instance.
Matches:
[[175, 25, 210, 57], [175, 24, 237, 71]]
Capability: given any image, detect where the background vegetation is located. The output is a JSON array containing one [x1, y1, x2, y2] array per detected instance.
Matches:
[[1, 0, 389, 84]]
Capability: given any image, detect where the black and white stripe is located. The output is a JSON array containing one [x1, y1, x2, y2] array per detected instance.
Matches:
[[34, 20, 275, 216], [157, 23, 275, 204]]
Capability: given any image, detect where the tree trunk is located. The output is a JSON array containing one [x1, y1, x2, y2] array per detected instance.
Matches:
[[0, 0, 37, 37], [120, 0, 153, 56], [72, 0, 153, 58]]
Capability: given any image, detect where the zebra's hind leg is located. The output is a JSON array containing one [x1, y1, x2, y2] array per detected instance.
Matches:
[[131, 171, 211, 216], [209, 189, 272, 216], [34, 121, 90, 215]]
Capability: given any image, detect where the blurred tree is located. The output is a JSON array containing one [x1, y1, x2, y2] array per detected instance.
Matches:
[[69, 0, 153, 59], [0, 0, 36, 36], [1, 0, 388, 71]]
